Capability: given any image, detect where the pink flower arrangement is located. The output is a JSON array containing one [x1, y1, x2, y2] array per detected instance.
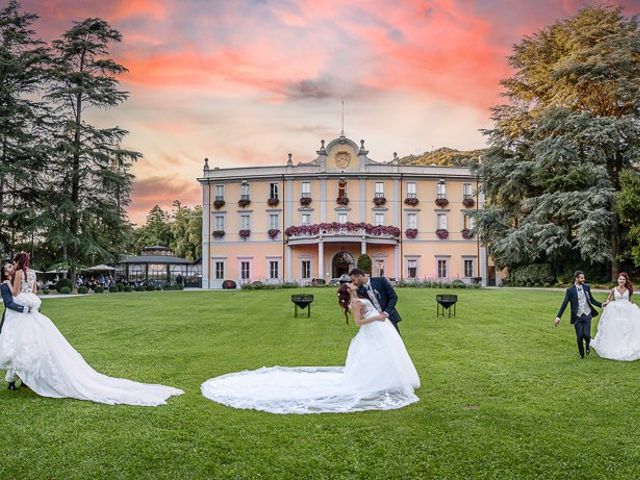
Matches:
[[239, 229, 251, 239], [405, 228, 418, 239], [336, 196, 349, 206], [267, 198, 280, 207], [268, 228, 280, 239], [463, 198, 475, 208], [300, 197, 312, 207], [436, 229, 449, 239], [404, 197, 419, 206], [238, 198, 251, 208], [212, 230, 225, 239], [435, 198, 449, 208], [373, 197, 387, 207], [213, 199, 225, 209], [461, 228, 474, 239], [285, 222, 401, 238]]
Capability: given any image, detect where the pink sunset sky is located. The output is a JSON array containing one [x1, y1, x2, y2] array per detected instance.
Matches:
[[21, 0, 640, 224]]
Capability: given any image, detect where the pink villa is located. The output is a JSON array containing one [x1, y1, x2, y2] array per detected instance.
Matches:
[[198, 134, 498, 288]]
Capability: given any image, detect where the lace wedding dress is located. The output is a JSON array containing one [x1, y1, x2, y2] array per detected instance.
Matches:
[[0, 270, 183, 405], [201, 298, 420, 414], [591, 288, 640, 361]]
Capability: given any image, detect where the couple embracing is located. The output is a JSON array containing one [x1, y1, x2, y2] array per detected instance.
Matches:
[[0, 252, 183, 405]]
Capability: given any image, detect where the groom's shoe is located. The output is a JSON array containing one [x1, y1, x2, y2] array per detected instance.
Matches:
[[586, 346, 591, 356], [7, 382, 16, 391]]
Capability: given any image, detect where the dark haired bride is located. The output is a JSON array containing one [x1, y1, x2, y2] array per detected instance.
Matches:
[[0, 252, 183, 405], [201, 282, 420, 413]]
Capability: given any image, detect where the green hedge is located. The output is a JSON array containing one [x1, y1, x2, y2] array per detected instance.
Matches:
[[59, 286, 72, 294], [108, 285, 118, 293], [124, 285, 132, 292], [78, 286, 88, 294], [55, 278, 72, 291], [504, 263, 555, 287], [94, 286, 104, 293]]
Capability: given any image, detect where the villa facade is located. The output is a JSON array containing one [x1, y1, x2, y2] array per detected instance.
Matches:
[[198, 135, 495, 289]]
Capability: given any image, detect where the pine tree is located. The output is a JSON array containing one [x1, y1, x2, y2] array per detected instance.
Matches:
[[474, 6, 640, 280], [134, 205, 173, 252], [45, 18, 140, 282], [0, 1, 50, 255]]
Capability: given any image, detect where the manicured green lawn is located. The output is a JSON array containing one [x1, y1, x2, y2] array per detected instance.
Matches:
[[1, 287, 639, 479]]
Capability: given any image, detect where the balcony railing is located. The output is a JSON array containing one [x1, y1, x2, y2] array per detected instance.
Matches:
[[374, 192, 385, 198], [285, 222, 401, 239], [301, 192, 311, 198]]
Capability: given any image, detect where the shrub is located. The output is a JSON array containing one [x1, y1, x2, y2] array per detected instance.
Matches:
[[176, 283, 184, 290], [357, 254, 372, 275], [146, 285, 155, 291], [506, 263, 555, 287], [124, 285, 132, 292], [94, 286, 104, 293], [281, 282, 299, 288], [451, 279, 467, 289], [41, 288, 50, 295], [156, 285, 162, 291], [109, 285, 118, 293], [222, 280, 236, 289], [59, 286, 72, 294], [136, 286, 146, 292], [116, 283, 125, 291], [163, 283, 173, 290], [55, 278, 72, 292], [77, 286, 88, 294]]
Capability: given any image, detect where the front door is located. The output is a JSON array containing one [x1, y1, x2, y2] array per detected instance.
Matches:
[[332, 252, 355, 278]]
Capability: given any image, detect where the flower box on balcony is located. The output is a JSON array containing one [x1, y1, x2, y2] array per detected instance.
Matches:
[[336, 197, 349, 206], [436, 229, 449, 239], [373, 196, 387, 207], [213, 199, 226, 210], [238, 198, 251, 208], [461, 228, 474, 239], [239, 229, 251, 239], [300, 197, 312, 207], [404, 197, 419, 207], [268, 228, 280, 239], [212, 230, 225, 239], [463, 198, 475, 208], [267, 197, 280, 207], [285, 222, 401, 238], [405, 228, 418, 239], [435, 198, 449, 208]]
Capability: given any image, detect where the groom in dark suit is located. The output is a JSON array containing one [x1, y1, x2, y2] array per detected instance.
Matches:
[[350, 268, 401, 333], [555, 270, 604, 359]]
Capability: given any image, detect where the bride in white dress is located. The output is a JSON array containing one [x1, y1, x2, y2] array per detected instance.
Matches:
[[591, 272, 640, 361], [0, 253, 183, 405], [201, 282, 420, 414]]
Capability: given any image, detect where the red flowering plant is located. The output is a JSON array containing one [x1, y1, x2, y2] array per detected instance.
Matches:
[[213, 199, 225, 209], [300, 197, 312, 207], [461, 228, 474, 239], [268, 229, 280, 239], [436, 229, 449, 239], [239, 229, 251, 239], [212, 230, 225, 239], [267, 197, 280, 207], [435, 198, 449, 208], [285, 222, 401, 238], [336, 196, 349, 206], [404, 197, 419, 206], [373, 196, 387, 207], [462, 198, 475, 208], [405, 228, 418, 239], [238, 198, 251, 208]]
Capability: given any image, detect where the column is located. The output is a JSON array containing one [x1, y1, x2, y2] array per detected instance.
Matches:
[[480, 245, 488, 287], [286, 244, 292, 281], [201, 181, 210, 288], [318, 240, 324, 280], [394, 244, 400, 279], [360, 239, 367, 255]]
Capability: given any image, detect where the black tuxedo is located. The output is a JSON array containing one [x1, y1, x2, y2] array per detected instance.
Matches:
[[358, 277, 401, 332], [0, 282, 26, 334], [557, 284, 602, 357]]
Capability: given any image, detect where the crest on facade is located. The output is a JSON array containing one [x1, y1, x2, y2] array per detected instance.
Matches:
[[335, 151, 351, 169]]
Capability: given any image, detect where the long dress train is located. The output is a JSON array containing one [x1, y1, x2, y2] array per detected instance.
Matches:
[[0, 270, 183, 405], [201, 299, 420, 414]]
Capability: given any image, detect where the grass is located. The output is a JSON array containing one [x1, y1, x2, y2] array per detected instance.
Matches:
[[1, 287, 640, 479]]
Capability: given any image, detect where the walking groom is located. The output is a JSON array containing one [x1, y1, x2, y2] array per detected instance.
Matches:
[[555, 270, 605, 359], [350, 268, 402, 333]]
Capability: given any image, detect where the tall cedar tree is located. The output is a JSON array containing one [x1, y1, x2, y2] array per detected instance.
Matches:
[[0, 1, 50, 255], [45, 18, 140, 283], [474, 6, 640, 280]]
